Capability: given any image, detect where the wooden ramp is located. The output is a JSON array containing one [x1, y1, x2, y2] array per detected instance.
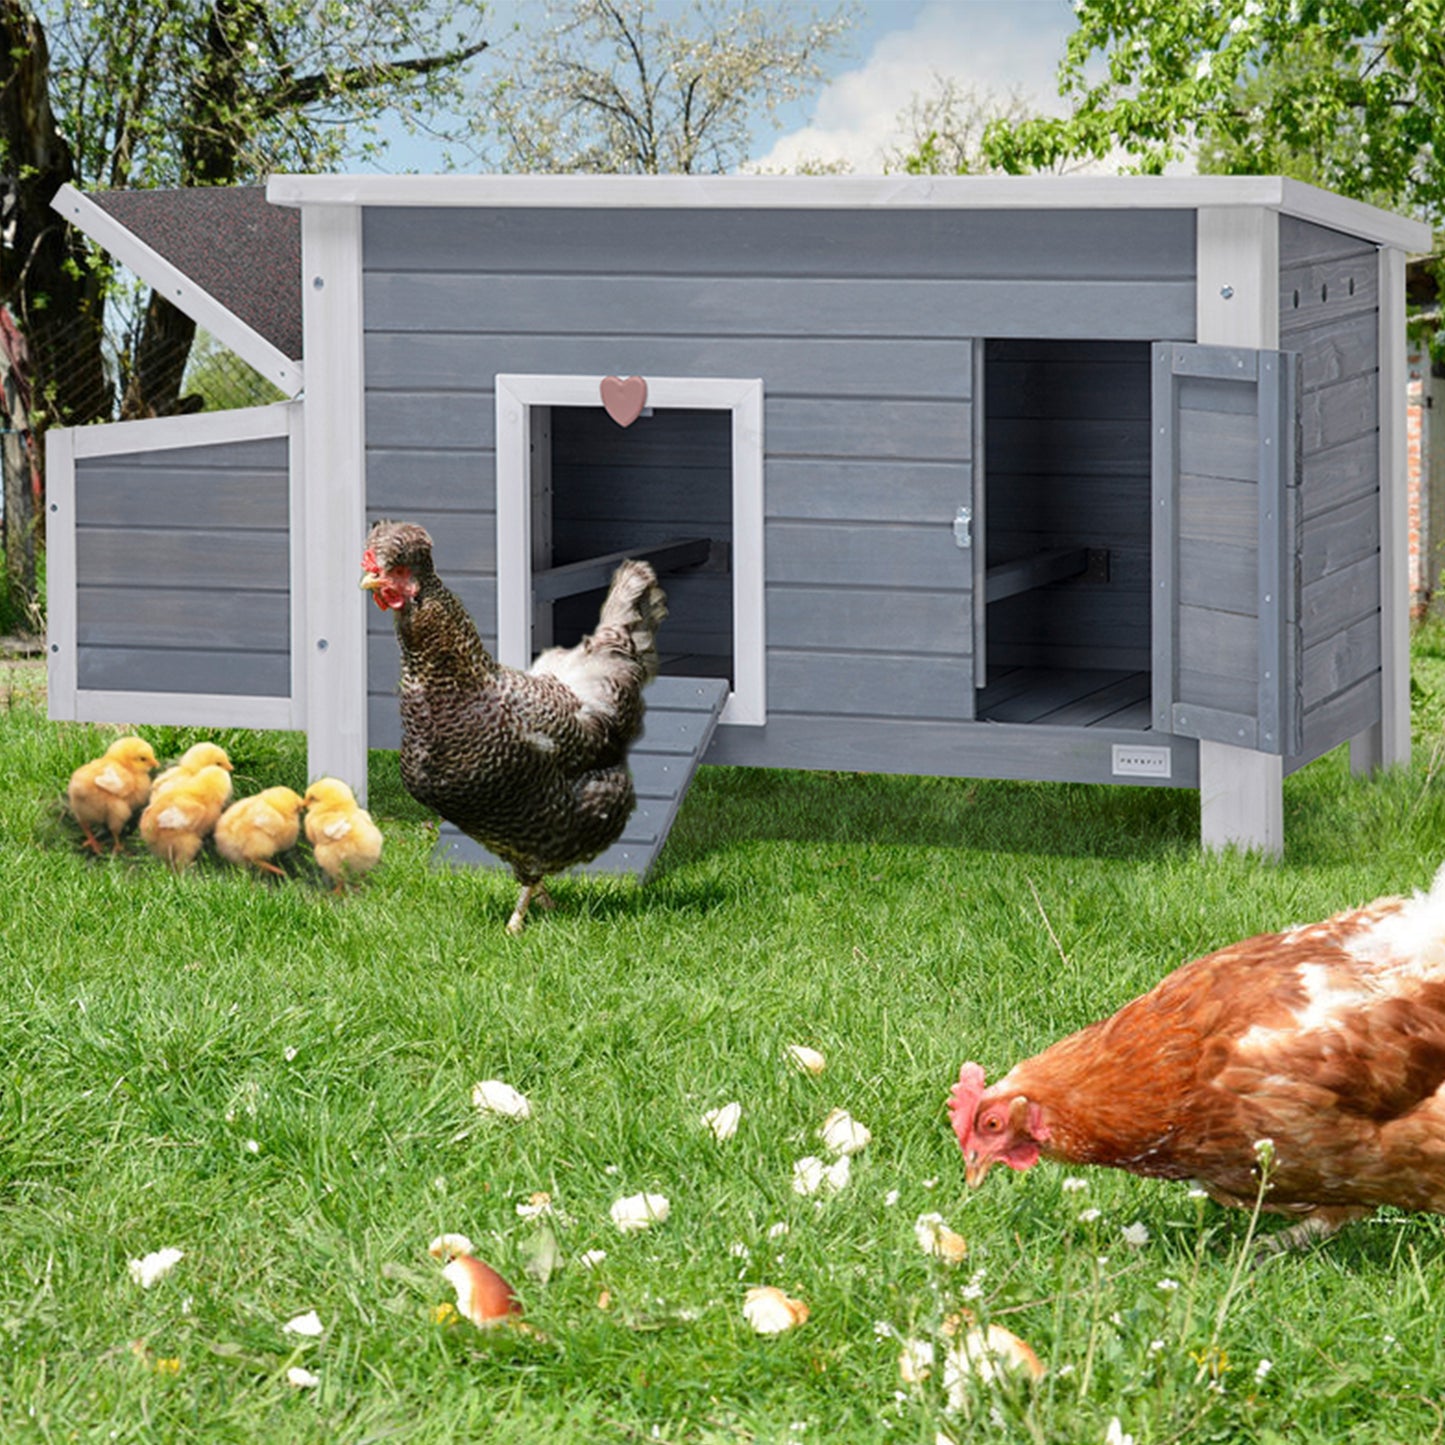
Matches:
[[435, 675, 730, 881]]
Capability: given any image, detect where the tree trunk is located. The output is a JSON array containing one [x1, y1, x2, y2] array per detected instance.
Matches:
[[126, 0, 255, 418], [0, 0, 112, 431], [123, 295, 197, 419]]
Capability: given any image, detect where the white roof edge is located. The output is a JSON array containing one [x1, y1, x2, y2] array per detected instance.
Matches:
[[52, 183, 305, 398], [266, 172, 1434, 252]]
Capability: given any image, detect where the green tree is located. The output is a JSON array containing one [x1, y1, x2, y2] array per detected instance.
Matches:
[[9, 0, 489, 424], [0, 0, 488, 622], [980, 0, 1445, 224], [480, 0, 855, 175], [881, 75, 1038, 177]]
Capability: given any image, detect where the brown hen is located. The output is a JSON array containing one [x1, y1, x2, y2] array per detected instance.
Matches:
[[951, 869, 1445, 1251], [362, 519, 666, 933]]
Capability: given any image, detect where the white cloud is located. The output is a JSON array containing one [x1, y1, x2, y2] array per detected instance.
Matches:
[[747, 0, 1076, 174]]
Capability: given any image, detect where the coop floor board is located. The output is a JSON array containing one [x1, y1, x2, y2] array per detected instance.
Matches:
[[977, 667, 1153, 728]]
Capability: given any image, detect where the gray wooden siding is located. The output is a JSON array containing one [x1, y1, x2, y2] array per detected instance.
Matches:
[[362, 205, 1197, 770], [1279, 215, 1382, 758], [74, 436, 290, 697]]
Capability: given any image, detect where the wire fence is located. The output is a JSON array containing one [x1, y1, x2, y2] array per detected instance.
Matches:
[[36, 313, 283, 425]]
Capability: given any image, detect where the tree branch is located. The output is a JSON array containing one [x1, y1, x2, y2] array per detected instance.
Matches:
[[253, 38, 490, 119]]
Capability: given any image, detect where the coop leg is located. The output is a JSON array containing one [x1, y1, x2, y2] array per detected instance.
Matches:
[[1348, 724, 1383, 777], [1198, 741, 1283, 859]]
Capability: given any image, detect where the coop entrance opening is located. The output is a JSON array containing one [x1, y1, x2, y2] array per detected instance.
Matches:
[[976, 338, 1154, 730], [494, 373, 765, 728], [539, 404, 733, 685]]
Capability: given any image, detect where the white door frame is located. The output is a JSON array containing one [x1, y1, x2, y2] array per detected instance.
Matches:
[[494, 373, 766, 726]]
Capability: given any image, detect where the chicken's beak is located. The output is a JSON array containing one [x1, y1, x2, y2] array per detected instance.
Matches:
[[360, 570, 391, 610], [964, 1153, 993, 1189]]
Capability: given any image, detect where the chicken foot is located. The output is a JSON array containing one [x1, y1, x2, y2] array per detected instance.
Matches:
[[1254, 1205, 1372, 1259], [506, 881, 555, 935]]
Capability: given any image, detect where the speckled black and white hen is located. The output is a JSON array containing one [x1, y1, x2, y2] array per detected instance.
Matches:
[[362, 519, 667, 933]]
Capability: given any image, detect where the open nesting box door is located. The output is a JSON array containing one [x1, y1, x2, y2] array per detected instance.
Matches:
[[438, 372, 764, 881], [1151, 342, 1302, 756]]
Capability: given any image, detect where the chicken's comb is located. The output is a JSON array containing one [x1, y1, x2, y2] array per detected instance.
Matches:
[[947, 1062, 988, 1150], [362, 547, 379, 573]]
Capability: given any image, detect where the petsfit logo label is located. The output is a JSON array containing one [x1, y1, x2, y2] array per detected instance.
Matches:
[[1111, 745, 1172, 779]]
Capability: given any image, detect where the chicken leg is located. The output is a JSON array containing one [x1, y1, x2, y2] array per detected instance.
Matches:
[[506, 881, 555, 935], [1255, 1206, 1372, 1258]]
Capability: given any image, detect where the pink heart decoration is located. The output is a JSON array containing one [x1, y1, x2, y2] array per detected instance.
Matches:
[[600, 375, 648, 427]]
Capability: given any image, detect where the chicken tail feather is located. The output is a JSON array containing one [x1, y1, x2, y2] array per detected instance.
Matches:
[[593, 561, 668, 680]]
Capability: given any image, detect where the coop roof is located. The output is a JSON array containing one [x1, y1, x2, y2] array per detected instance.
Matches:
[[265, 172, 1434, 254], [52, 183, 303, 397]]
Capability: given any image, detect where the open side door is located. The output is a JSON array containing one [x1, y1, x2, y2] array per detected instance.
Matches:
[[1151, 342, 1302, 755]]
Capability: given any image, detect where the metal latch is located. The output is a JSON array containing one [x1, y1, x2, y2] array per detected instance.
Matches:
[[953, 507, 972, 549]]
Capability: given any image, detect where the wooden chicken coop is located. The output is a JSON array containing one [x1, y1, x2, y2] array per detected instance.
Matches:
[[45, 176, 1431, 869]]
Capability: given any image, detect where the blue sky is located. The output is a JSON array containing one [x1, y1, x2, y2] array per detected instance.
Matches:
[[364, 0, 1079, 173]]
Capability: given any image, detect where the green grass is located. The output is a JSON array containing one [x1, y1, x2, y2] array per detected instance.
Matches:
[[6, 639, 1445, 1443]]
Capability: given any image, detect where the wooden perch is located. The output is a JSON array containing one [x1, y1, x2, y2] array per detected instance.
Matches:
[[533, 537, 712, 603], [984, 548, 1092, 605]]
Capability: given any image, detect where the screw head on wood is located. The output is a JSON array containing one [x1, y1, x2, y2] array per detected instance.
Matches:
[[1220, 285, 1235, 299]]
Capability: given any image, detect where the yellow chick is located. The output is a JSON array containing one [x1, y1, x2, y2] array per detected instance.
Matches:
[[214, 786, 307, 877], [138, 763, 234, 870], [67, 735, 159, 854], [302, 777, 383, 892], [152, 741, 234, 795]]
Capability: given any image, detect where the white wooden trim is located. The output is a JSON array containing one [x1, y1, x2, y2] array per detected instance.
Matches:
[[299, 205, 369, 795], [1374, 245, 1411, 769], [67, 401, 292, 458], [53, 183, 304, 397], [730, 381, 766, 726], [266, 173, 1433, 251], [1194, 206, 1284, 856], [44, 426, 77, 721], [68, 690, 294, 730], [494, 372, 766, 726], [1195, 208, 1280, 349], [287, 401, 309, 729], [494, 375, 532, 672]]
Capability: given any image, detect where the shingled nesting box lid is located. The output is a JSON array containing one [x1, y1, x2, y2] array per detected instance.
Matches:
[[89, 186, 303, 363]]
